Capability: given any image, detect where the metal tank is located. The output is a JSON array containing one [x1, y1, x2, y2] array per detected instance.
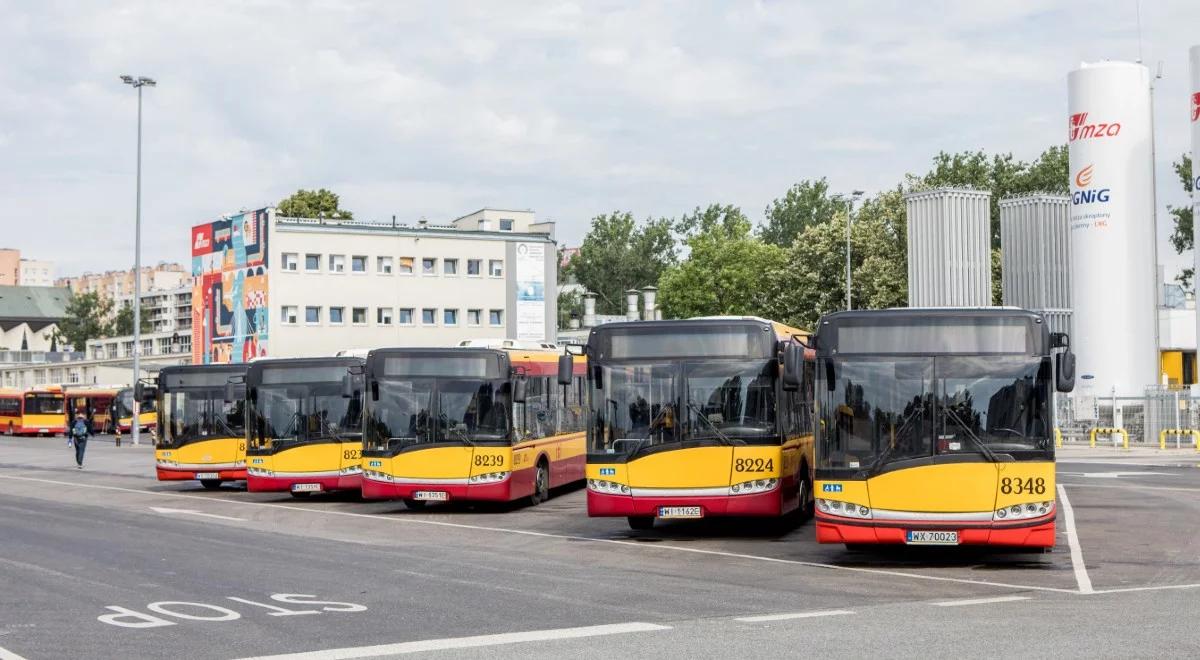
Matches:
[[904, 188, 992, 307], [999, 195, 1072, 338], [1067, 60, 1158, 397]]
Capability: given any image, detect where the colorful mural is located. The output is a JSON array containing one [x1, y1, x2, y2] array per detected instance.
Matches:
[[191, 209, 269, 364]]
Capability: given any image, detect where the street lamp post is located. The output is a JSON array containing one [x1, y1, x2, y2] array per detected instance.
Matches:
[[121, 74, 155, 446], [834, 190, 865, 310]]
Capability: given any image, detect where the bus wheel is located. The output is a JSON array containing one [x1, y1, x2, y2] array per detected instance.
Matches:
[[529, 460, 550, 506], [627, 516, 655, 531], [200, 479, 222, 491], [403, 499, 427, 510], [5, 422, 12, 435], [799, 472, 814, 520]]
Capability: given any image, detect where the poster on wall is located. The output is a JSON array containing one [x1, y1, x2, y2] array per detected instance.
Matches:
[[514, 242, 545, 341], [191, 208, 269, 364]]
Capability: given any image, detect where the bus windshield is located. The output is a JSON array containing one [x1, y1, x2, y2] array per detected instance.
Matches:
[[25, 394, 64, 415], [816, 355, 1052, 474], [114, 389, 157, 419], [159, 388, 244, 447], [589, 358, 777, 457], [250, 374, 362, 450], [365, 377, 510, 452]]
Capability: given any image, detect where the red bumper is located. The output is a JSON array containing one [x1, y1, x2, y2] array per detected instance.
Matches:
[[247, 474, 362, 493], [360, 478, 513, 502], [157, 468, 247, 482], [587, 489, 783, 518], [815, 514, 1056, 548], [14, 426, 66, 436]]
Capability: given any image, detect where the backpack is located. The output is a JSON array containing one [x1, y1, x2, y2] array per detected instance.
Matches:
[[72, 419, 88, 439]]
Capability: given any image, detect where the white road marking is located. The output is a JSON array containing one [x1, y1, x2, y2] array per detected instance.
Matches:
[[1056, 482, 1200, 494], [932, 596, 1030, 607], [1072, 471, 1174, 479], [735, 609, 854, 622], [0, 474, 1077, 594], [1091, 583, 1200, 595], [149, 506, 247, 522], [232, 622, 670, 659], [1056, 484, 1094, 594], [0, 645, 29, 660]]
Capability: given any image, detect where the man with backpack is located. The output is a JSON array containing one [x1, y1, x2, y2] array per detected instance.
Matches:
[[68, 413, 91, 469]]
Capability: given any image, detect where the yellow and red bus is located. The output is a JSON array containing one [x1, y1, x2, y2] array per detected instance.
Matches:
[[64, 387, 119, 434], [244, 356, 365, 497], [583, 317, 814, 530], [114, 386, 157, 433], [154, 364, 250, 489], [808, 308, 1075, 549], [361, 346, 588, 508], [0, 387, 67, 436]]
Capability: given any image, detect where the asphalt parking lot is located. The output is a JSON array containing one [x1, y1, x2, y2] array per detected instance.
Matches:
[[1, 435, 1198, 659]]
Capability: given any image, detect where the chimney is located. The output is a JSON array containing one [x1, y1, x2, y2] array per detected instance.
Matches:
[[641, 286, 657, 321], [625, 289, 640, 322], [583, 293, 597, 328]]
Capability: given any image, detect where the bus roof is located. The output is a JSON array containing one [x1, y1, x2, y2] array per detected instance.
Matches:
[[158, 363, 250, 377]]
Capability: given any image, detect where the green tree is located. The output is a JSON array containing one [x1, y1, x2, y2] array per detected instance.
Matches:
[[1166, 154, 1195, 288], [759, 178, 841, 247], [570, 211, 676, 315], [277, 188, 353, 219], [53, 292, 113, 352], [658, 205, 787, 319], [112, 303, 152, 335], [557, 289, 583, 329]]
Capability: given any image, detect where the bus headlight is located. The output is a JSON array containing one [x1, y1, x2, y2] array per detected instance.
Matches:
[[469, 472, 511, 484], [729, 478, 778, 496], [587, 478, 629, 495], [994, 501, 1054, 521], [816, 498, 871, 519]]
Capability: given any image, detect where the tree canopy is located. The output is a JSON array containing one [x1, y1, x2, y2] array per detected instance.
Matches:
[[568, 211, 675, 315], [277, 188, 353, 219], [1166, 154, 1194, 288], [112, 303, 152, 336], [759, 178, 840, 248], [54, 292, 113, 352]]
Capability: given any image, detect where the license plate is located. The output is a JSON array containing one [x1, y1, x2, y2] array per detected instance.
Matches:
[[906, 530, 959, 545], [291, 483, 323, 493], [658, 506, 702, 519], [195, 472, 219, 480], [413, 491, 448, 501], [40, 428, 49, 433]]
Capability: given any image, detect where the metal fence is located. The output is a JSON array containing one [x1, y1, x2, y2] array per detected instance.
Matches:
[[1056, 386, 1200, 447]]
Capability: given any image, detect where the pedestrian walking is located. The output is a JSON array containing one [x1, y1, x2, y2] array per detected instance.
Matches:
[[68, 413, 91, 469]]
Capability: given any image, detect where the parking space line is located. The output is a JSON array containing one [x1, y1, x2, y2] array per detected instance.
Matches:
[[232, 622, 671, 659], [0, 474, 1078, 594], [1091, 583, 1200, 595], [735, 609, 854, 622], [932, 596, 1029, 607], [1056, 482, 1200, 494], [1056, 485, 1094, 594], [0, 645, 30, 660]]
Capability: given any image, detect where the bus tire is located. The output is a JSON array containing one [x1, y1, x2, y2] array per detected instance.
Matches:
[[627, 516, 655, 531], [799, 468, 814, 520], [200, 479, 222, 491], [529, 458, 550, 506], [403, 498, 427, 510]]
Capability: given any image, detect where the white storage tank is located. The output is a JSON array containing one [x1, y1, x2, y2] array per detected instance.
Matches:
[[999, 194, 1072, 338], [1067, 60, 1157, 396], [904, 188, 992, 307]]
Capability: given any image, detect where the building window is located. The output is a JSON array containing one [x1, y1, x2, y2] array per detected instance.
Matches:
[[500, 218, 514, 231], [377, 307, 393, 325], [329, 254, 346, 273], [377, 257, 393, 274], [398, 308, 414, 325], [443, 258, 458, 275], [330, 306, 345, 324], [351, 256, 367, 273], [489, 260, 503, 277], [305, 306, 321, 324], [489, 309, 503, 326], [283, 253, 299, 271], [352, 307, 367, 325], [467, 259, 481, 276], [422, 308, 436, 325], [443, 309, 458, 326], [467, 309, 482, 326], [422, 258, 437, 275], [305, 254, 321, 271], [398, 257, 414, 274], [282, 306, 298, 324]]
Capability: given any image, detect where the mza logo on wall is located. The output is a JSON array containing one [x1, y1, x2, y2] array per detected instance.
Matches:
[[1192, 92, 1200, 122], [1068, 112, 1121, 141], [1072, 164, 1111, 205], [191, 208, 270, 365]]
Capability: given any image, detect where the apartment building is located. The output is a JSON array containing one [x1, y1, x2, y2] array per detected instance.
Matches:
[[56, 263, 187, 299], [192, 207, 557, 364], [0, 249, 57, 287], [115, 285, 192, 335]]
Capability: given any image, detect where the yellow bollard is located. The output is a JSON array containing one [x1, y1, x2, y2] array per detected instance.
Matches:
[[1055, 428, 1063, 449], [1089, 428, 1098, 448], [1160, 429, 1168, 451]]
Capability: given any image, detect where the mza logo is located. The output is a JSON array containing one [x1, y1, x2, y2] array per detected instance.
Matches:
[[1068, 112, 1121, 141], [1192, 92, 1200, 122], [1072, 164, 1110, 205], [821, 483, 843, 493]]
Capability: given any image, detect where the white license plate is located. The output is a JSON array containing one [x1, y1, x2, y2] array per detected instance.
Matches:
[[291, 483, 323, 493], [413, 491, 448, 501], [39, 428, 49, 433], [658, 506, 702, 519], [195, 472, 219, 480], [906, 530, 959, 545]]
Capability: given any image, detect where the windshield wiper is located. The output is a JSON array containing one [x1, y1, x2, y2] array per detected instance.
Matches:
[[440, 413, 476, 447], [939, 403, 1001, 463], [685, 399, 742, 446], [867, 401, 925, 476]]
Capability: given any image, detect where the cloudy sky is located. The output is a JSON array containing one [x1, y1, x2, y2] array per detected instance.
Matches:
[[3, 1, 1198, 279]]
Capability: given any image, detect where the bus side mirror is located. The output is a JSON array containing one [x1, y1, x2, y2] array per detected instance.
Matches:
[[825, 361, 836, 392], [591, 364, 603, 390], [1056, 351, 1076, 393], [513, 376, 528, 404], [782, 344, 803, 391], [370, 381, 379, 402], [224, 382, 236, 403], [557, 354, 573, 386], [342, 375, 353, 399], [135, 382, 156, 404]]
